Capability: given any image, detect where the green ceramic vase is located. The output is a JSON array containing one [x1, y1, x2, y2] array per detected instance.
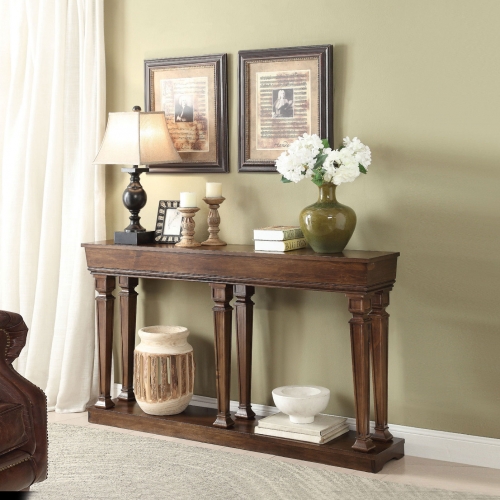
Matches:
[[299, 183, 357, 254]]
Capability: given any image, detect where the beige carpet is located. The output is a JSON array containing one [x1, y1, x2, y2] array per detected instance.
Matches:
[[31, 423, 498, 499]]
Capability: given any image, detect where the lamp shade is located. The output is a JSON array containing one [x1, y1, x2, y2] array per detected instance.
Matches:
[[93, 111, 181, 165]]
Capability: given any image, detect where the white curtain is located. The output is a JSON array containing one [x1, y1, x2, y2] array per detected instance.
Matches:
[[0, 0, 106, 412]]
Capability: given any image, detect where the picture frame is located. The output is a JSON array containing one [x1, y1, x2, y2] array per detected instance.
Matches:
[[145, 54, 228, 174], [154, 200, 183, 243], [238, 45, 333, 173]]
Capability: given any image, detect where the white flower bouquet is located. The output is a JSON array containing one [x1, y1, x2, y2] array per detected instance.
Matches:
[[275, 134, 371, 186]]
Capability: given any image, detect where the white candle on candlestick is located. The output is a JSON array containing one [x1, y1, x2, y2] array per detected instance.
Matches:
[[180, 192, 197, 207], [206, 182, 222, 198]]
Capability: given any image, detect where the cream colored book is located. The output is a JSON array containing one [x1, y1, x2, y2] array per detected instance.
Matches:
[[255, 424, 349, 444], [253, 226, 304, 241], [254, 238, 307, 252], [257, 413, 347, 436]]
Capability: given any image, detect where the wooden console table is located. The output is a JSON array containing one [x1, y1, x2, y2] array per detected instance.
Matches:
[[83, 241, 403, 473]]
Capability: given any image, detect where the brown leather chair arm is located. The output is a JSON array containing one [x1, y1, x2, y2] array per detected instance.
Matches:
[[0, 311, 28, 365], [0, 311, 48, 484]]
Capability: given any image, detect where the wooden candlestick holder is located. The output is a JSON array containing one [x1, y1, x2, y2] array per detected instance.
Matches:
[[175, 207, 201, 248], [202, 196, 226, 246]]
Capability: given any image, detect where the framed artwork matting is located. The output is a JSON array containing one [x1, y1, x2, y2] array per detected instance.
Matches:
[[238, 45, 333, 173], [145, 54, 228, 174]]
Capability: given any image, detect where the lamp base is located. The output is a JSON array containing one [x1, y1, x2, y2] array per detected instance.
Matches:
[[114, 231, 155, 246]]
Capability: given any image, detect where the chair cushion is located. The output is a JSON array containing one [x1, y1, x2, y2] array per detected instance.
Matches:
[[0, 403, 28, 455]]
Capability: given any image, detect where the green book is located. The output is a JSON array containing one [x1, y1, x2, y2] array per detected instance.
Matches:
[[254, 238, 307, 252]]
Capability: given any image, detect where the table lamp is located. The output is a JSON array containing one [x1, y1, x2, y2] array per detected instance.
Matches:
[[94, 106, 181, 245]]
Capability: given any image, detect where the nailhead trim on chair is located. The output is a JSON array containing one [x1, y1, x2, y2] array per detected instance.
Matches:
[[1, 329, 10, 357], [0, 456, 31, 473]]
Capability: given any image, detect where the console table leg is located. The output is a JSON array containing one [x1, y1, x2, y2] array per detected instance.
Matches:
[[370, 288, 393, 442], [211, 283, 235, 428], [95, 275, 115, 409], [347, 293, 375, 452], [234, 285, 256, 420], [118, 276, 139, 401]]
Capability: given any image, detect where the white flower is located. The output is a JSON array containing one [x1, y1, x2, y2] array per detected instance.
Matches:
[[320, 137, 371, 185], [304, 168, 314, 180], [355, 150, 371, 168], [289, 133, 323, 159], [325, 149, 341, 165], [276, 152, 306, 183], [322, 163, 337, 183], [275, 134, 371, 186], [275, 133, 324, 183], [343, 136, 371, 168], [338, 148, 358, 168], [332, 163, 360, 185]]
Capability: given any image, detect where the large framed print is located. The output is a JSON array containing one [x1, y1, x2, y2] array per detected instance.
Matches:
[[145, 54, 228, 174], [238, 45, 333, 173]]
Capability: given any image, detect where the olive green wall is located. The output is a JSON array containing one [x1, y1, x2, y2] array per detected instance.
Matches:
[[103, 0, 500, 438]]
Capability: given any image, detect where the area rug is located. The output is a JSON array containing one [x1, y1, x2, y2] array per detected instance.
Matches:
[[31, 423, 497, 500]]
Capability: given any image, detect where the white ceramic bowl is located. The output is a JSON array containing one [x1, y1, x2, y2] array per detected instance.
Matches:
[[272, 385, 330, 424]]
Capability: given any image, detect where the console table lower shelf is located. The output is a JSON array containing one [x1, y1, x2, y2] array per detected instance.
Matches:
[[88, 401, 404, 473]]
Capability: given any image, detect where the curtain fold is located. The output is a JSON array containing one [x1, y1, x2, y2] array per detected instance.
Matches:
[[0, 0, 106, 412]]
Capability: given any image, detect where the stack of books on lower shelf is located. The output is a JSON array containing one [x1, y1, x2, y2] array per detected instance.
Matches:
[[255, 413, 349, 444], [253, 226, 307, 252]]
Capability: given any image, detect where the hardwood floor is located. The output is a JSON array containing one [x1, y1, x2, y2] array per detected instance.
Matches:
[[48, 411, 500, 496]]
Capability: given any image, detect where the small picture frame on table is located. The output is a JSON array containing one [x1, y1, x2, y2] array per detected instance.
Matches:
[[155, 200, 183, 243], [238, 45, 333, 172], [145, 53, 228, 174]]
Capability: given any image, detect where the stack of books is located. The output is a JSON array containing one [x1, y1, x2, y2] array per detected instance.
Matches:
[[255, 413, 349, 444], [253, 226, 307, 252]]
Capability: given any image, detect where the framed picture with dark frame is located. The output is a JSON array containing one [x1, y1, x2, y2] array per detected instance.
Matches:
[[145, 54, 228, 174], [155, 200, 183, 243], [238, 45, 333, 173]]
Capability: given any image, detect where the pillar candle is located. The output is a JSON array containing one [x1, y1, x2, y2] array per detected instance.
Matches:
[[179, 192, 197, 207], [206, 182, 222, 198]]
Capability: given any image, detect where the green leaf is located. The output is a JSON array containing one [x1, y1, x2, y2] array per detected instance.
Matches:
[[281, 175, 292, 183], [321, 138, 330, 149], [311, 169, 324, 186], [358, 164, 367, 174], [314, 153, 328, 169]]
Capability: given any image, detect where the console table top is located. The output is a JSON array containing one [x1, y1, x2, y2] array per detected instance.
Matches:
[[82, 241, 399, 293], [82, 240, 399, 262]]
